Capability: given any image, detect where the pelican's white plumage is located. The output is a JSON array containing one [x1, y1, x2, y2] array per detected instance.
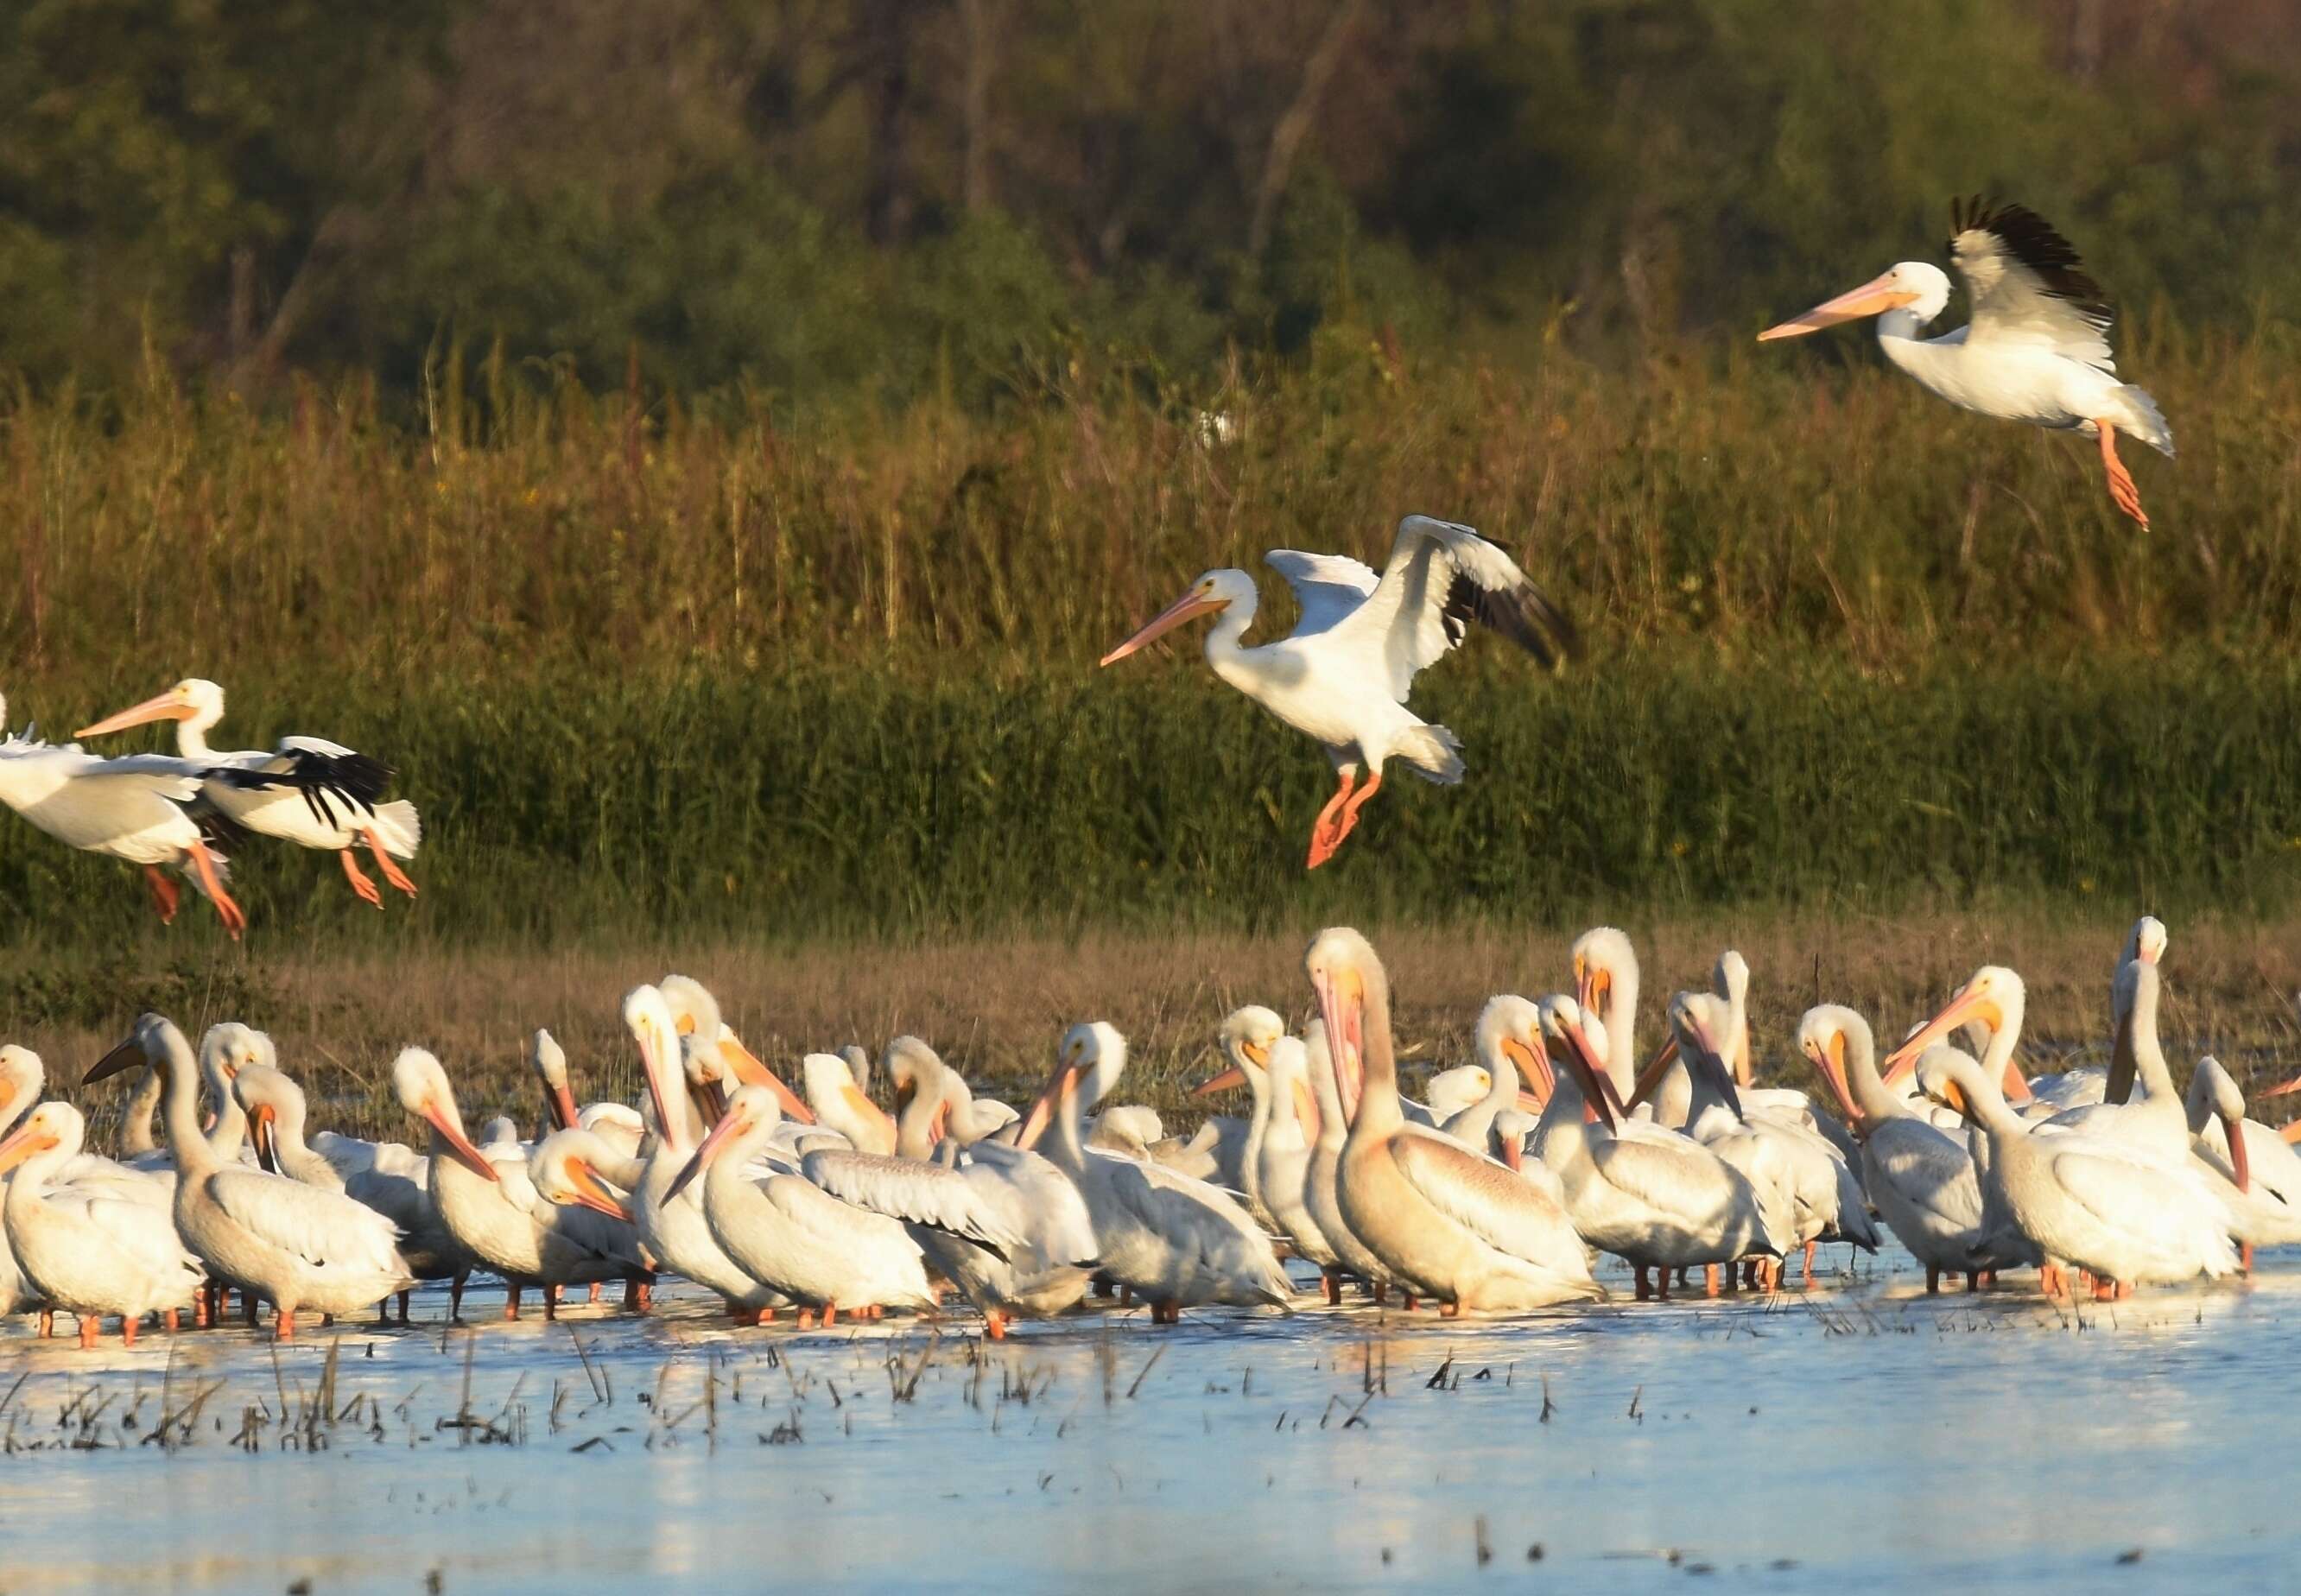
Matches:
[[92, 1015, 411, 1337], [76, 678, 420, 909], [1310, 931, 1601, 1312], [1018, 1023, 1293, 1321], [1761, 200, 2171, 527], [1099, 516, 1574, 866], [0, 1102, 201, 1346]]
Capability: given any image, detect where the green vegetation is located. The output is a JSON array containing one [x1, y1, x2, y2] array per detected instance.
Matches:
[[7, 653, 2298, 954]]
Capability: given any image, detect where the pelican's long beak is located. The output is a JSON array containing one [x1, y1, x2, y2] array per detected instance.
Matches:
[[843, 1081, 896, 1146], [1758, 272, 1921, 341], [1679, 1009, 1745, 1121], [666, 1108, 751, 1204], [1806, 1033, 1864, 1130], [548, 1084, 582, 1134], [1500, 1037, 1554, 1109], [2260, 1071, 2301, 1099], [250, 1104, 280, 1175], [1015, 1055, 1084, 1151], [2216, 1114, 2250, 1195], [1194, 1065, 1247, 1098], [422, 1100, 499, 1182], [1879, 985, 2003, 1088], [719, 1036, 814, 1125], [0, 1124, 58, 1175], [1311, 970, 1366, 1122], [564, 1157, 635, 1220], [76, 690, 193, 739], [1099, 591, 1225, 668], [927, 1099, 950, 1145], [83, 1036, 148, 1086], [1625, 1033, 1679, 1112], [1920, 1075, 1973, 1122], [1556, 1017, 1620, 1132]]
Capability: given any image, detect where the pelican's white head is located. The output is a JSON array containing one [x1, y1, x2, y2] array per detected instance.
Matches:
[[76, 678, 227, 740], [392, 1047, 498, 1181], [1759, 261, 1951, 341], [1199, 1004, 1285, 1097], [2123, 915, 2169, 969], [1100, 568, 1257, 667]]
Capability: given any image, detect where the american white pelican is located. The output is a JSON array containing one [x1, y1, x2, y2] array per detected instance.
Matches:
[[1189, 1005, 1287, 1226], [89, 1015, 412, 1338], [2038, 960, 2192, 1157], [77, 678, 421, 909], [0, 1103, 201, 1347], [666, 1083, 935, 1325], [1256, 1036, 1347, 1298], [1017, 1023, 1293, 1321], [2185, 1058, 2301, 1270], [884, 1037, 1017, 1143], [1436, 998, 1554, 1165], [1309, 930, 1601, 1312], [802, 1052, 896, 1155], [1915, 1049, 2236, 1297], [1099, 516, 1575, 867], [624, 985, 786, 1318], [1298, 1019, 1401, 1302], [0, 732, 280, 937], [1761, 199, 2172, 526], [1533, 995, 1775, 1300], [1571, 928, 1647, 1105], [1800, 1005, 2024, 1292], [1879, 966, 2036, 1108], [808, 1053, 1097, 1338], [1668, 991, 1875, 1286], [658, 974, 814, 1138], [394, 1048, 627, 1318], [2020, 916, 2170, 1116]]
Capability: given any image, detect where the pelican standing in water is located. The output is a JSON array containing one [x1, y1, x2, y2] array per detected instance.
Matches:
[[89, 1016, 412, 1339], [1309, 929, 1602, 1313], [77, 679, 421, 908], [0, 1103, 201, 1347], [1017, 1023, 1294, 1323], [1760, 199, 2172, 527], [1099, 516, 1575, 867]]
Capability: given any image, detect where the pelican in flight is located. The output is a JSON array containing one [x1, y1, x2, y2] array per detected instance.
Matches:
[[0, 714, 345, 937], [1099, 516, 1575, 867], [1760, 199, 2172, 528], [77, 679, 421, 908]]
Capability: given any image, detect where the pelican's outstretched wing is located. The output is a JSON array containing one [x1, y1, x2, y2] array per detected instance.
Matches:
[[1948, 198, 2114, 371], [1265, 550, 1379, 638], [1326, 516, 1576, 700]]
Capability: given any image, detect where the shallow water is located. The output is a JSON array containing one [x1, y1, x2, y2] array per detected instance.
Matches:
[[3, 1243, 2295, 1593]]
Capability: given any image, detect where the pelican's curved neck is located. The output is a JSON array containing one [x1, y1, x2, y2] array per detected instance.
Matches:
[[1960, 1070, 2027, 1141], [123, 1066, 163, 1155], [895, 1067, 946, 1161], [160, 1045, 217, 1175], [1841, 1029, 1908, 1125], [1307, 1037, 1347, 1153], [175, 717, 218, 761], [1202, 596, 1258, 674], [1603, 969, 1639, 1100], [1348, 970, 1407, 1140]]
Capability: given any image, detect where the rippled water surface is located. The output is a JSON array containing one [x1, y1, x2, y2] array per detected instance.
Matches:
[[3, 1243, 2295, 1593]]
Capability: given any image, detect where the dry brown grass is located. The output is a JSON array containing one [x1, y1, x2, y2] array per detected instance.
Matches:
[[20, 909, 2301, 1147]]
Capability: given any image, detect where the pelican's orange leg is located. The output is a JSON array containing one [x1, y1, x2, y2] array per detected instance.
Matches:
[[121, 1314, 139, 1348], [983, 1309, 1008, 1340], [364, 829, 419, 897], [504, 1284, 522, 1321], [143, 865, 181, 924], [184, 842, 245, 940], [1306, 770, 1358, 869], [1334, 769, 1385, 838], [2096, 421, 2148, 529], [1801, 1240, 1816, 1285], [276, 1308, 297, 1342], [77, 1315, 97, 1350], [339, 849, 384, 909], [1322, 1270, 1341, 1306]]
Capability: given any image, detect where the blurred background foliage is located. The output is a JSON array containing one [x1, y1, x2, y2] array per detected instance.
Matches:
[[4, 0, 2299, 409]]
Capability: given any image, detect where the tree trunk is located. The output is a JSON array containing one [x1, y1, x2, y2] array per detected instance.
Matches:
[[1246, 0, 1368, 258], [959, 0, 1005, 213], [860, 0, 917, 246]]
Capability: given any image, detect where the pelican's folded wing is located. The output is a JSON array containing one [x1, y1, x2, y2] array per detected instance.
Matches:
[[1389, 1130, 1578, 1267], [207, 1168, 407, 1276], [802, 1150, 1024, 1257]]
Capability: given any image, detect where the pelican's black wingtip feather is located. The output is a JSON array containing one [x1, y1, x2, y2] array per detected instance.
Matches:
[[1442, 566, 1579, 673], [1948, 196, 2111, 322]]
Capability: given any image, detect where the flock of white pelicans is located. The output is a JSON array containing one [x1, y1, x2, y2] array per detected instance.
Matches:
[[1, 917, 2296, 1350]]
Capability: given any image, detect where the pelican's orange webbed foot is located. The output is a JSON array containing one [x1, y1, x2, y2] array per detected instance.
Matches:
[[339, 849, 384, 909], [143, 865, 181, 924], [365, 828, 419, 897], [186, 842, 245, 940], [2096, 421, 2149, 529]]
